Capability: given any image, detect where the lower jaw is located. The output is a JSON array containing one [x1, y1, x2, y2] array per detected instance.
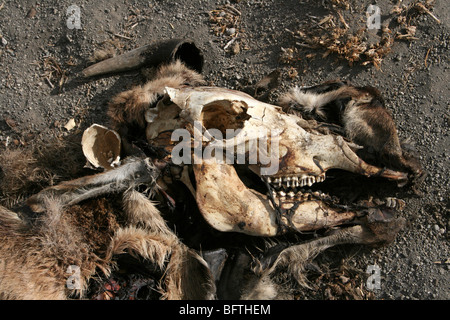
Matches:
[[274, 199, 357, 233]]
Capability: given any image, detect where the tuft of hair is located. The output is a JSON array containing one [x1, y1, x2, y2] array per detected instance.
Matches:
[[107, 60, 205, 132], [0, 196, 106, 299], [279, 85, 358, 120], [0, 137, 85, 207]]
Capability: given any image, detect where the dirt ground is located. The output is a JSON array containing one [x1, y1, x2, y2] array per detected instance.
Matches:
[[0, 0, 448, 300]]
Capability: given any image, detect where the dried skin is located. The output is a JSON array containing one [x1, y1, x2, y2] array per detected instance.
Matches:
[[279, 81, 423, 178]]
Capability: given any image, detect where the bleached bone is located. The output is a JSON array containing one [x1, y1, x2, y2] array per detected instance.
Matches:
[[81, 124, 121, 170], [144, 86, 408, 236]]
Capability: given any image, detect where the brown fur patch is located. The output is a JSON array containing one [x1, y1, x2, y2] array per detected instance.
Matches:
[[65, 197, 123, 255], [0, 136, 86, 207], [107, 60, 204, 132]]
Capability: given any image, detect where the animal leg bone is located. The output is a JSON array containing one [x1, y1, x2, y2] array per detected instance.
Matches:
[[27, 158, 159, 212]]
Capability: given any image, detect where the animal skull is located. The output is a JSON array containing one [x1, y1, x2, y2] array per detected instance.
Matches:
[[144, 86, 408, 236]]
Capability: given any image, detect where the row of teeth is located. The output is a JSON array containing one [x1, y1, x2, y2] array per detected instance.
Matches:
[[270, 190, 329, 200], [267, 175, 325, 188]]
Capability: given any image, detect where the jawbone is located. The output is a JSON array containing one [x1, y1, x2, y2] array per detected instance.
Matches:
[[193, 159, 358, 236]]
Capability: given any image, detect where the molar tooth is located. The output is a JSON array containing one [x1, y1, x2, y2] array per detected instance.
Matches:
[[267, 177, 272, 183], [278, 191, 286, 197], [307, 177, 314, 186], [288, 191, 295, 198]]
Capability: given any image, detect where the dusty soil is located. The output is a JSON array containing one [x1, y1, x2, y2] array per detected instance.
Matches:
[[0, 0, 448, 300]]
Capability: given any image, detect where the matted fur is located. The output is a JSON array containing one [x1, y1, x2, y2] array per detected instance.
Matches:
[[0, 137, 85, 207], [279, 85, 359, 120], [0, 197, 106, 299], [0, 176, 215, 300], [279, 83, 423, 177], [114, 190, 215, 300], [242, 225, 381, 300], [108, 60, 205, 131]]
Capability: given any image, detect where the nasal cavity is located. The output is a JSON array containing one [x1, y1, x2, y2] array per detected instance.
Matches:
[[200, 100, 251, 137]]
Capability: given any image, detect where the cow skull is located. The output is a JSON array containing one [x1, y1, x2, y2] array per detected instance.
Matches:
[[144, 86, 408, 236]]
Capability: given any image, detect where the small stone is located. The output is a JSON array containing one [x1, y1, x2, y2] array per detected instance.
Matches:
[[231, 41, 240, 55], [226, 28, 236, 36]]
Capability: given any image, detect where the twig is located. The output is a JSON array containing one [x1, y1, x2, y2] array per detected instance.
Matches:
[[223, 4, 241, 16], [45, 77, 54, 88], [223, 37, 237, 51], [295, 42, 315, 49], [113, 33, 133, 40], [337, 11, 349, 29], [415, 3, 441, 24], [424, 47, 432, 67], [433, 258, 450, 265], [284, 28, 295, 35]]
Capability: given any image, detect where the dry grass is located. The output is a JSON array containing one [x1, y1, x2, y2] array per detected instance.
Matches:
[[209, 5, 242, 38], [283, 0, 437, 68], [0, 135, 86, 207], [289, 13, 394, 68], [38, 56, 72, 90], [209, 4, 244, 54]]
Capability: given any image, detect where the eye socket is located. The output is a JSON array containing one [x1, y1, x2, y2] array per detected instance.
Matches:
[[200, 100, 251, 136]]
